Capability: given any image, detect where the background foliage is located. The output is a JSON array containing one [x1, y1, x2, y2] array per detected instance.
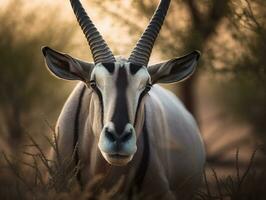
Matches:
[[0, 0, 75, 148]]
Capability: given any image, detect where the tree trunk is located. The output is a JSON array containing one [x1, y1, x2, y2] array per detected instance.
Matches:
[[180, 73, 198, 120], [6, 107, 23, 148]]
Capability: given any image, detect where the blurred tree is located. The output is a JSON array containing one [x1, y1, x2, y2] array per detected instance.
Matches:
[[0, 0, 75, 148], [215, 0, 266, 140], [178, 0, 229, 118]]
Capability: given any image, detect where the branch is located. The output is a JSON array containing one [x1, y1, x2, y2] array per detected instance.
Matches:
[[207, 157, 265, 168], [186, 0, 202, 26], [185, 0, 230, 40]]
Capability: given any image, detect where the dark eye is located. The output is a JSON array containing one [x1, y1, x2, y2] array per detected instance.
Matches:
[[90, 80, 97, 89], [145, 83, 152, 92]]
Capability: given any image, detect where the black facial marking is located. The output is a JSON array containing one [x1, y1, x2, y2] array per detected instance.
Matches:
[[129, 110, 150, 195], [73, 84, 86, 187], [111, 67, 130, 135], [129, 63, 143, 75], [102, 63, 115, 73], [89, 75, 104, 127], [134, 84, 150, 126], [93, 84, 104, 127]]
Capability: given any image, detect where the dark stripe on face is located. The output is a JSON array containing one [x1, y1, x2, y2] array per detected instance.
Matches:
[[134, 89, 149, 126], [129, 63, 143, 75], [90, 75, 104, 127], [94, 85, 104, 128], [102, 63, 115, 73], [73, 84, 86, 187], [129, 110, 150, 195], [111, 67, 130, 135]]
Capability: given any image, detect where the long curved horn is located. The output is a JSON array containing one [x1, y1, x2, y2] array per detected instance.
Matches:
[[70, 0, 115, 64], [128, 0, 171, 66]]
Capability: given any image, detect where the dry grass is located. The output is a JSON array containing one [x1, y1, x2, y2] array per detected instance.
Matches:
[[0, 127, 133, 200], [196, 147, 266, 200], [0, 130, 265, 200]]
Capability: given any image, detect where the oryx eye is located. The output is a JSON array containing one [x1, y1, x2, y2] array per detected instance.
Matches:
[[89, 80, 97, 89], [145, 83, 152, 92]]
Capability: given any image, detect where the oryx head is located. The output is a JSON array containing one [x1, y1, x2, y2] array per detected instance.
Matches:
[[42, 0, 200, 166]]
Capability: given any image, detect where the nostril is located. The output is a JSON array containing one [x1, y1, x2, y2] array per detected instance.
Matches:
[[105, 129, 116, 142], [121, 131, 132, 142]]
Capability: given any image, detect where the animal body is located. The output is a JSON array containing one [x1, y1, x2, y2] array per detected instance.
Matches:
[[42, 0, 205, 199]]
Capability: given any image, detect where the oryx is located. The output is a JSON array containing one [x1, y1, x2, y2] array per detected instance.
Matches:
[[42, 0, 205, 199]]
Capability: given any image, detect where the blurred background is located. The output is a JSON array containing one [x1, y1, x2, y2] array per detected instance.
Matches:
[[0, 0, 265, 199]]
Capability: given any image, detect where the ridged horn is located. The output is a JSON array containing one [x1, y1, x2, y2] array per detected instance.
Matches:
[[70, 0, 115, 64], [128, 0, 171, 66]]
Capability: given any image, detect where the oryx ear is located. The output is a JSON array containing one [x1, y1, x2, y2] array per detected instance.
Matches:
[[148, 51, 200, 84], [42, 46, 94, 81]]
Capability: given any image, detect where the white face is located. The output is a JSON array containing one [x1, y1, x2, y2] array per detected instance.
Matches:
[[89, 58, 151, 166]]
